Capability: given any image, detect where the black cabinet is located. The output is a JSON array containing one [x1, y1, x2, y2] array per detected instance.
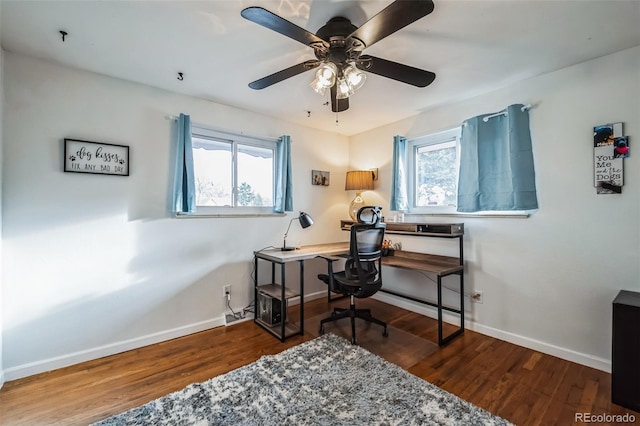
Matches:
[[612, 290, 640, 411]]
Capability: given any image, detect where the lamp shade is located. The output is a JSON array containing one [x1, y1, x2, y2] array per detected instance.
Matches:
[[345, 171, 374, 221], [335, 77, 354, 100], [309, 61, 366, 101], [345, 170, 374, 191], [343, 63, 367, 91], [310, 62, 337, 95], [298, 211, 313, 228], [281, 211, 313, 251]]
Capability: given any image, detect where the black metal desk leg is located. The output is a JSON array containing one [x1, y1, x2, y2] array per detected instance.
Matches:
[[254, 256, 259, 325], [280, 262, 286, 342], [460, 271, 465, 332], [437, 276, 443, 346], [299, 260, 304, 336]]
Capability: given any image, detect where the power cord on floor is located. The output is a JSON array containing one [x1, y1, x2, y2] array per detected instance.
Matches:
[[230, 247, 277, 322], [226, 296, 256, 321], [226, 297, 244, 320], [242, 299, 255, 317]]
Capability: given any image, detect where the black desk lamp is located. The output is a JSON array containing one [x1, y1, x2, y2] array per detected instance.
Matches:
[[282, 212, 313, 251]]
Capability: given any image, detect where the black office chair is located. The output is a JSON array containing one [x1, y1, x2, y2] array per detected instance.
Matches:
[[318, 206, 387, 344]]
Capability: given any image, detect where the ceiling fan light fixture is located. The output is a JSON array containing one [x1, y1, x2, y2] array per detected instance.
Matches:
[[335, 77, 354, 100], [310, 77, 328, 95], [317, 62, 338, 85], [242, 3, 437, 113], [310, 62, 338, 95], [343, 63, 367, 91]]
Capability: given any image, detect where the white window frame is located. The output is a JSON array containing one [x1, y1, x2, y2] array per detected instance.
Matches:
[[189, 125, 278, 217], [405, 127, 531, 218], [407, 127, 462, 215]]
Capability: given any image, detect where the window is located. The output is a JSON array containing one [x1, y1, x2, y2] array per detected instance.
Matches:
[[191, 125, 276, 213], [407, 127, 461, 213]]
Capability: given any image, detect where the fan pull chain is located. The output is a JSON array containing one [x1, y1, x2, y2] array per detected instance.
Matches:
[[335, 113, 339, 126]]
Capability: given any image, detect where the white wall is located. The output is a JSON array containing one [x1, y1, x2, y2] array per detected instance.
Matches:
[[352, 46, 640, 371], [0, 3, 5, 389], [2, 45, 639, 381], [1, 52, 349, 380]]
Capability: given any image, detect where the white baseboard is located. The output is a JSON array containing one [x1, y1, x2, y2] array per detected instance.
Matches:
[[287, 289, 327, 306], [3, 316, 226, 382], [3, 290, 611, 382], [4, 292, 330, 382], [469, 321, 611, 372], [372, 292, 611, 373], [225, 311, 255, 326]]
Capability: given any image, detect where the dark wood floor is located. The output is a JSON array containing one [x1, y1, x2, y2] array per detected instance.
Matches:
[[0, 298, 637, 425]]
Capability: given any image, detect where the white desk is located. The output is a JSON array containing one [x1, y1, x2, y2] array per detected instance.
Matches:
[[253, 243, 349, 341], [255, 242, 348, 263]]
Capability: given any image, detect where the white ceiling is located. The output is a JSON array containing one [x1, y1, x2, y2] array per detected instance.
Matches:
[[1, 0, 639, 136]]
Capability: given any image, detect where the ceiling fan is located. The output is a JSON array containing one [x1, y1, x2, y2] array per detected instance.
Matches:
[[241, 0, 437, 113]]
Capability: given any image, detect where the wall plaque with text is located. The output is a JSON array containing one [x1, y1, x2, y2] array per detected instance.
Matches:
[[64, 138, 129, 176]]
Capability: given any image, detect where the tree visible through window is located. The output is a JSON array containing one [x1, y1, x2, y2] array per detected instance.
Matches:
[[408, 127, 461, 212], [191, 128, 275, 209], [415, 140, 457, 206]]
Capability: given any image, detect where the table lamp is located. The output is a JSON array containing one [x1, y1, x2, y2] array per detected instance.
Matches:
[[281, 211, 313, 251], [345, 170, 374, 221]]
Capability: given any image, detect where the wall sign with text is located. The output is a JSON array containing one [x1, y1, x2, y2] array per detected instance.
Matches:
[[593, 123, 628, 194], [64, 138, 129, 176]]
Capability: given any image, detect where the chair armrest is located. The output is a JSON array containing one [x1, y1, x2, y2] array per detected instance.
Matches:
[[316, 254, 342, 262], [317, 255, 345, 294]]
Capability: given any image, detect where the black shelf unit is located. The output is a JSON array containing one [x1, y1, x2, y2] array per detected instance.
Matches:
[[253, 254, 304, 341], [612, 290, 640, 411]]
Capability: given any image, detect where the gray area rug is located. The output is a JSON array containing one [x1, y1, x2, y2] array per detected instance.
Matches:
[[94, 334, 513, 425]]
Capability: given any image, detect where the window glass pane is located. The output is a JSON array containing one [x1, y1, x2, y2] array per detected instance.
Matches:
[[237, 144, 273, 207], [415, 140, 457, 207], [192, 137, 232, 206]]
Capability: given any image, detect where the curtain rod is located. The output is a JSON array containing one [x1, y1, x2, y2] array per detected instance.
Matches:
[[165, 115, 280, 143], [462, 104, 533, 127]]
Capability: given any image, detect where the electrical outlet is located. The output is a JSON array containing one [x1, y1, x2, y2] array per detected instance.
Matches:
[[223, 285, 231, 300], [471, 291, 483, 304]]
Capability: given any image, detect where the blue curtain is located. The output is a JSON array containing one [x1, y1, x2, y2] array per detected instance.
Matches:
[[172, 113, 196, 213], [457, 104, 538, 212], [274, 135, 293, 213], [390, 135, 409, 212]]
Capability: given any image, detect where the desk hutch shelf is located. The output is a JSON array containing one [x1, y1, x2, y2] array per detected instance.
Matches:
[[339, 220, 465, 346]]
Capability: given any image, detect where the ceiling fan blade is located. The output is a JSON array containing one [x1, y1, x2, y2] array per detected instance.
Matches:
[[330, 85, 349, 112], [249, 61, 319, 90], [241, 7, 329, 49], [347, 0, 434, 49], [359, 55, 436, 87]]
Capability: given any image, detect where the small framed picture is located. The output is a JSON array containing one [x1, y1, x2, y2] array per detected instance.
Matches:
[[64, 138, 129, 176], [312, 170, 330, 186]]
